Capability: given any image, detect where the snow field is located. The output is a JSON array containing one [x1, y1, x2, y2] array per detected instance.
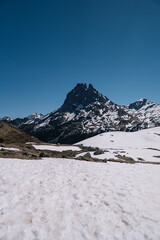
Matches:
[[0, 158, 160, 240], [76, 127, 160, 162], [33, 144, 81, 152]]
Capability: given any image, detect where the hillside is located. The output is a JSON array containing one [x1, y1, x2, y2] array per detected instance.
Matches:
[[0, 121, 40, 144]]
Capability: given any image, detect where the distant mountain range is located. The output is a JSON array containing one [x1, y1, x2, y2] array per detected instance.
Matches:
[[2, 83, 160, 144]]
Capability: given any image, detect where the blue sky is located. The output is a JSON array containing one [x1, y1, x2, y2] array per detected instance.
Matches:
[[0, 0, 160, 118]]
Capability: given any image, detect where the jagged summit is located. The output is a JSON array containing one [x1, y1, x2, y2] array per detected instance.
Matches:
[[129, 98, 149, 110], [3, 83, 160, 144], [128, 98, 156, 111], [61, 83, 108, 112]]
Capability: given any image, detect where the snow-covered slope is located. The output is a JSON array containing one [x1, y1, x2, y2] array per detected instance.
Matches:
[[0, 158, 160, 240], [77, 127, 160, 162], [33, 144, 81, 152]]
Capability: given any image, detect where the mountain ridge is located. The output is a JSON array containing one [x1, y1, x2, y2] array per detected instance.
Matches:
[[2, 83, 160, 143]]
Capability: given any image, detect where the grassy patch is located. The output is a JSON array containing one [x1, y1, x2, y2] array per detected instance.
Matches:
[[0, 121, 40, 144], [115, 154, 135, 163]]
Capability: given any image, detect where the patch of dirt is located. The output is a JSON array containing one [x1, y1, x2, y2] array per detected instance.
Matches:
[[0, 143, 83, 160], [115, 154, 135, 163], [137, 157, 145, 161], [153, 155, 160, 159], [147, 148, 160, 152]]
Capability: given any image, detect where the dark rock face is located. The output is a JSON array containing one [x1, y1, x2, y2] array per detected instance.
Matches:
[[129, 98, 148, 110], [61, 83, 108, 112], [4, 83, 160, 144]]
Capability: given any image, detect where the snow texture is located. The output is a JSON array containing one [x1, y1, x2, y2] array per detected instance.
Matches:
[[0, 147, 20, 151], [33, 144, 81, 152], [77, 127, 160, 162], [0, 158, 160, 240]]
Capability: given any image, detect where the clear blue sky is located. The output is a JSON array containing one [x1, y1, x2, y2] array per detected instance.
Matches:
[[0, 0, 160, 118]]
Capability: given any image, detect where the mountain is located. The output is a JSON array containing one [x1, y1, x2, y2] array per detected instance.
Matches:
[[3, 83, 160, 144], [0, 120, 40, 144], [122, 98, 160, 130]]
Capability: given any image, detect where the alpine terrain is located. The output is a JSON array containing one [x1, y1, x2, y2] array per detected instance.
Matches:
[[3, 83, 160, 144]]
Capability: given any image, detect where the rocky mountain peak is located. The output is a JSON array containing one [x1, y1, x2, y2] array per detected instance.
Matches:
[[27, 113, 44, 120], [129, 98, 149, 110], [60, 83, 108, 112], [0, 116, 14, 121]]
